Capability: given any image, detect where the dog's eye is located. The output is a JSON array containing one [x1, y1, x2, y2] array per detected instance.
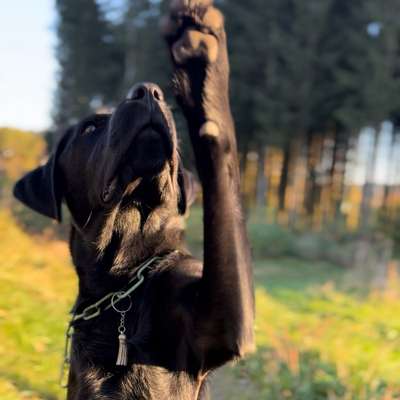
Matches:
[[82, 125, 96, 135]]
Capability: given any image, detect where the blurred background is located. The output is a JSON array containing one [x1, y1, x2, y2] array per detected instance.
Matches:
[[1, 0, 400, 399]]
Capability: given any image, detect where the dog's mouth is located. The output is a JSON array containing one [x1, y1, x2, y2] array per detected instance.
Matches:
[[101, 123, 173, 204]]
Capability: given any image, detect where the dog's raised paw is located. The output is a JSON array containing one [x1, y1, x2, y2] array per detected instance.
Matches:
[[162, 0, 224, 65]]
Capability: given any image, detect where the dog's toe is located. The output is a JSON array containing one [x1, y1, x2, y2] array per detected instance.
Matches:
[[172, 29, 219, 64], [202, 6, 224, 31]]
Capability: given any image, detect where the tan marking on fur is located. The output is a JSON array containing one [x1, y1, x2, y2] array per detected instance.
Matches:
[[95, 159, 181, 267], [123, 178, 143, 197], [96, 207, 119, 254], [84, 367, 109, 395], [143, 211, 162, 236], [165, 215, 186, 232], [200, 121, 220, 138]]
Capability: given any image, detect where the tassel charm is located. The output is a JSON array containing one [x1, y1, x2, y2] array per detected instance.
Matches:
[[116, 333, 128, 366], [111, 293, 132, 367]]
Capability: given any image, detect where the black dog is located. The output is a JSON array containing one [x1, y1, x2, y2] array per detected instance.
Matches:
[[14, 1, 254, 399]]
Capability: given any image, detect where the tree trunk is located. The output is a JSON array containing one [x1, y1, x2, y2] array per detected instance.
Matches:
[[256, 147, 267, 208], [330, 130, 349, 220], [278, 141, 291, 211], [382, 131, 398, 212], [304, 134, 323, 218], [360, 127, 379, 230]]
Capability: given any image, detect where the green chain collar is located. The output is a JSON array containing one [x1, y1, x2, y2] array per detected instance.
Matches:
[[60, 251, 179, 388]]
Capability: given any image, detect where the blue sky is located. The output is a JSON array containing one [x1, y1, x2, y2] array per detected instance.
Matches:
[[0, 0, 56, 131]]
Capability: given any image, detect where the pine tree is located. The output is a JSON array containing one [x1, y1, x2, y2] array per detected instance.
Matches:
[[54, 0, 124, 131], [122, 0, 170, 92]]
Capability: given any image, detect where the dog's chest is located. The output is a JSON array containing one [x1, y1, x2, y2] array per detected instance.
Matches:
[[112, 364, 206, 400], [73, 339, 206, 400], [71, 266, 205, 399]]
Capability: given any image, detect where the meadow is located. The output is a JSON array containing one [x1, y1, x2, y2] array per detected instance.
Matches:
[[0, 209, 400, 400]]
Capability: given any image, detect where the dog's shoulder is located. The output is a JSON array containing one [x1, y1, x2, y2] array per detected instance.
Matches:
[[145, 255, 203, 330], [150, 254, 203, 305], [156, 254, 203, 281], [136, 255, 205, 372]]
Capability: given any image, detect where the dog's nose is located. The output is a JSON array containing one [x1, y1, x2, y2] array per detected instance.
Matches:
[[126, 82, 164, 102]]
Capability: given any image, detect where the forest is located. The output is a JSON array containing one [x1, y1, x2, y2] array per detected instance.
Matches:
[[1, 1, 400, 398], [52, 0, 400, 245]]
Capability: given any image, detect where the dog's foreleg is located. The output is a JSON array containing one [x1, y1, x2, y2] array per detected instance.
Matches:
[[162, 0, 255, 368]]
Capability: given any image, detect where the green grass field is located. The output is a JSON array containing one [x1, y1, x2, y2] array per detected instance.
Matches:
[[1, 210, 400, 399]]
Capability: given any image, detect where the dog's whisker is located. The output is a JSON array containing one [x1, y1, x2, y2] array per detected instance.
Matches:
[[82, 211, 93, 229]]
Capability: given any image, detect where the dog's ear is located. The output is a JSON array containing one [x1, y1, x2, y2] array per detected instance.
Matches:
[[13, 134, 68, 222], [178, 166, 200, 215]]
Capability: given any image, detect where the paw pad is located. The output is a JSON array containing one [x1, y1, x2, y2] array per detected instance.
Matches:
[[202, 7, 224, 31], [172, 30, 219, 64]]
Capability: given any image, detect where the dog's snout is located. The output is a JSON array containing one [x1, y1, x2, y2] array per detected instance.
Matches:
[[127, 82, 164, 102]]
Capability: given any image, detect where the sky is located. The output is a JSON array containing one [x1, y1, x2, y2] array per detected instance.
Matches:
[[0, 0, 56, 132]]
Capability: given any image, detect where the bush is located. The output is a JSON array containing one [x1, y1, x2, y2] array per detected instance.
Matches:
[[235, 348, 346, 400], [233, 346, 398, 399], [248, 222, 297, 259], [377, 207, 400, 258], [247, 220, 356, 267], [11, 203, 70, 240], [186, 207, 386, 267]]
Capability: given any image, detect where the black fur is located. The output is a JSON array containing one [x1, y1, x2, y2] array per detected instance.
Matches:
[[14, 3, 254, 399]]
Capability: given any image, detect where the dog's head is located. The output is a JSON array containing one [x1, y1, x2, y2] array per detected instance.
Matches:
[[14, 83, 197, 229]]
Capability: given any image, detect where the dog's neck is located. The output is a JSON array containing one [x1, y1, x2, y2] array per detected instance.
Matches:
[[69, 177, 186, 298], [98, 203, 186, 267]]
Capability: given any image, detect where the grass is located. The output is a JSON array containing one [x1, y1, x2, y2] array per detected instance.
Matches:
[[1, 209, 400, 399], [210, 258, 400, 400], [0, 211, 75, 399]]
